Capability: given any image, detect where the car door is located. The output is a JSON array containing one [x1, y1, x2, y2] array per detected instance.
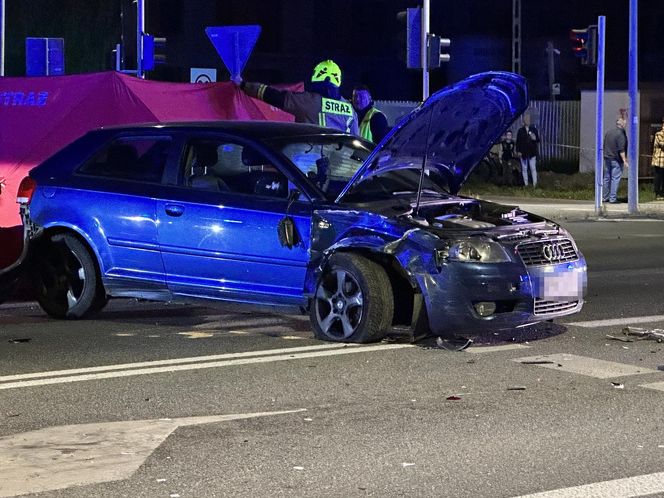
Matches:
[[156, 134, 312, 306], [70, 133, 176, 298]]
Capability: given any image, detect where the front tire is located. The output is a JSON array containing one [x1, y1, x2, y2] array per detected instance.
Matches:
[[310, 253, 393, 343], [32, 234, 107, 319]]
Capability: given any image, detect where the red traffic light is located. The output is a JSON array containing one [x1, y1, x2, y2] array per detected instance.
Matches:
[[570, 28, 589, 57]]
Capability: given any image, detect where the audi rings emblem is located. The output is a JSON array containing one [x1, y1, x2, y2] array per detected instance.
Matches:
[[542, 242, 564, 262]]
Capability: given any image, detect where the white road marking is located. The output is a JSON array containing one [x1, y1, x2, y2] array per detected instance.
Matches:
[[0, 409, 305, 498], [639, 381, 664, 393], [565, 315, 664, 328], [512, 471, 664, 498], [177, 331, 215, 339], [0, 343, 413, 390], [0, 343, 353, 383], [514, 353, 656, 379], [466, 344, 530, 354], [0, 301, 40, 310]]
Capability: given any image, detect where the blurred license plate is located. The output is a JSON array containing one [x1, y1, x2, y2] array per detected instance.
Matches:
[[542, 271, 581, 299]]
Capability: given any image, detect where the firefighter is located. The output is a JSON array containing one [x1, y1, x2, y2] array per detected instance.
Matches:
[[238, 59, 358, 135]]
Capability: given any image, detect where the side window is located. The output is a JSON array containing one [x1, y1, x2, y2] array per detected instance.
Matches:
[[79, 137, 171, 183], [183, 140, 289, 199]]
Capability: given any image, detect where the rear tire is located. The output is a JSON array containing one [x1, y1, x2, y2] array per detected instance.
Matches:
[[310, 253, 393, 343], [32, 234, 107, 319]]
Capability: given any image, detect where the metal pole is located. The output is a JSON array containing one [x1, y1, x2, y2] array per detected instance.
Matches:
[[595, 16, 606, 216], [422, 0, 429, 101], [628, 0, 639, 213], [1, 0, 5, 76], [546, 42, 555, 101], [512, 0, 521, 74], [136, 0, 145, 78]]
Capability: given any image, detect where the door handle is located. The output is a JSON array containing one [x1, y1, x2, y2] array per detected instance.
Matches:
[[164, 204, 184, 217]]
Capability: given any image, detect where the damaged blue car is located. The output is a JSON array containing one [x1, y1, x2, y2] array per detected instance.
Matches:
[[14, 72, 586, 343]]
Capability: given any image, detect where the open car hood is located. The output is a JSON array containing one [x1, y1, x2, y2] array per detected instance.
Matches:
[[336, 72, 528, 200]]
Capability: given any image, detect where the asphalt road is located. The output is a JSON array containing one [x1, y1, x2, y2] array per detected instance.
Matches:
[[1, 219, 664, 498]]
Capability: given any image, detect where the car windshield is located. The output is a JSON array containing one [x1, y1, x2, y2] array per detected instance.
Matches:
[[268, 136, 372, 200]]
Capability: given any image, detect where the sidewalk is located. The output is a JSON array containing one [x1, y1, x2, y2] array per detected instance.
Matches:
[[483, 196, 664, 221]]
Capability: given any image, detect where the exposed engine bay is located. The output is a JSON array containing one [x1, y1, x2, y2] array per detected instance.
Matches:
[[399, 198, 542, 229]]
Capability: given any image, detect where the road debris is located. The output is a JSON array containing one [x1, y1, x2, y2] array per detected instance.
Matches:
[[622, 326, 664, 342], [434, 336, 473, 351], [402, 462, 416, 467], [611, 382, 625, 389], [519, 360, 554, 365], [507, 385, 527, 391], [446, 395, 462, 401], [606, 334, 633, 343], [293, 466, 305, 471], [8, 338, 31, 343]]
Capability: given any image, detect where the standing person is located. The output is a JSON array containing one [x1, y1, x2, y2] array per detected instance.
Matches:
[[602, 116, 628, 204], [651, 117, 664, 200], [515, 113, 540, 187], [500, 130, 516, 186], [351, 85, 389, 144], [238, 59, 359, 135]]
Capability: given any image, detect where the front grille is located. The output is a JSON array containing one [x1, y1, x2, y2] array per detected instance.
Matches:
[[517, 238, 578, 266], [534, 299, 579, 315]]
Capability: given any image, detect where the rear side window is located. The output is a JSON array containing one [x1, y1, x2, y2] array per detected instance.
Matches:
[[78, 136, 172, 183]]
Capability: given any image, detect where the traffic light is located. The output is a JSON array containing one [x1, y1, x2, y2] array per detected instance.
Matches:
[[396, 8, 450, 69], [427, 34, 451, 69], [142, 34, 167, 71], [570, 25, 597, 65], [396, 7, 422, 69]]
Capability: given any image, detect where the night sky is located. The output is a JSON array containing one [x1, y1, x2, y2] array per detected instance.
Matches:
[[3, 0, 662, 101]]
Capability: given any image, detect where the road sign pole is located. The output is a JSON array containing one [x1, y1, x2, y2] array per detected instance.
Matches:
[[628, 0, 639, 214], [595, 16, 606, 216], [136, 0, 145, 78], [1, 0, 5, 76], [421, 0, 430, 100]]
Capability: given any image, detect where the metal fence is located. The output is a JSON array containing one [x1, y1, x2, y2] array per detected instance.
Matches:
[[377, 99, 581, 167], [524, 100, 580, 166]]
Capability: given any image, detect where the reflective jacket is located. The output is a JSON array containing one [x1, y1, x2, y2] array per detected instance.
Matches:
[[358, 106, 388, 143], [242, 82, 359, 135]]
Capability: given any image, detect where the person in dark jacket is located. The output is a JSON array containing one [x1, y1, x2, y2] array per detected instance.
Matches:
[[500, 130, 517, 186], [515, 113, 540, 187], [238, 60, 358, 135], [602, 116, 628, 203], [351, 85, 389, 144]]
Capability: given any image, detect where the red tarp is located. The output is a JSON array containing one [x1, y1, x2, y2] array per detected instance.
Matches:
[[0, 71, 301, 267]]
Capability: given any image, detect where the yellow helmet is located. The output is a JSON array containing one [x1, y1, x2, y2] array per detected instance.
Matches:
[[311, 60, 342, 87]]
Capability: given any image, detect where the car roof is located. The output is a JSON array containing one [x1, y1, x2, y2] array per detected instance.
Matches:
[[97, 120, 348, 140]]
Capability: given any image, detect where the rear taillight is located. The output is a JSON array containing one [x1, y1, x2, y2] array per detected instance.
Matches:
[[16, 176, 37, 205]]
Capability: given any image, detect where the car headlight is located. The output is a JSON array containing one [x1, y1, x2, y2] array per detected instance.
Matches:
[[436, 238, 511, 264]]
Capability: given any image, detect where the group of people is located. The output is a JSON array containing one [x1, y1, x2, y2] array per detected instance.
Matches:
[[600, 115, 664, 203], [498, 114, 541, 187], [237, 59, 388, 144], [236, 59, 664, 201]]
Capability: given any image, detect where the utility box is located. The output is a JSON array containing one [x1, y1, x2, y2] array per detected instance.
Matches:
[[26, 38, 65, 76]]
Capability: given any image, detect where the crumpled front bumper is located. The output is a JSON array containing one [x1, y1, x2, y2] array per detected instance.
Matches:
[[415, 257, 587, 336]]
